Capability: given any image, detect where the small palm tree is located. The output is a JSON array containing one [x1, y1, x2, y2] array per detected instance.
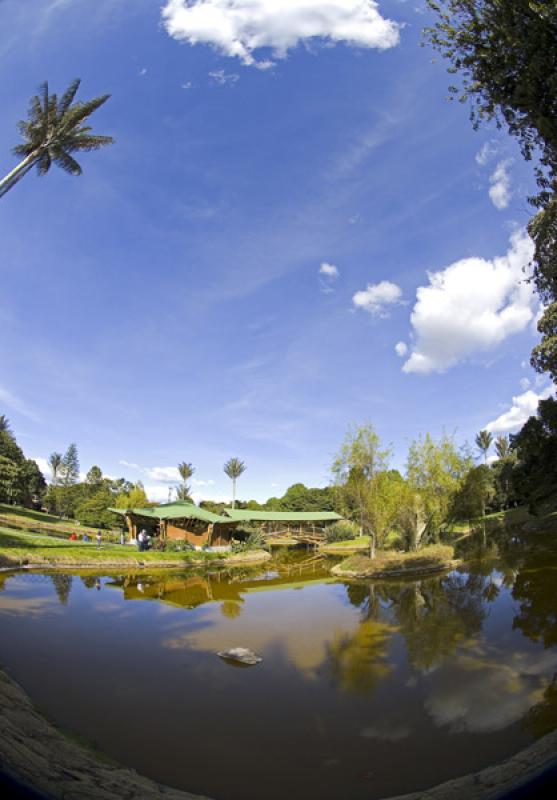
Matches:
[[48, 452, 62, 486], [495, 435, 510, 460], [475, 430, 493, 464], [176, 461, 195, 502], [223, 458, 246, 508], [0, 79, 113, 198]]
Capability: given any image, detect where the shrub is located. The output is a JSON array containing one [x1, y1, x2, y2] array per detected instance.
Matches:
[[232, 530, 266, 552], [325, 520, 359, 543]]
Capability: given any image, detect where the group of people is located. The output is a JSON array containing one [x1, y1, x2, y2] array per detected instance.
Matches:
[[67, 529, 150, 549]]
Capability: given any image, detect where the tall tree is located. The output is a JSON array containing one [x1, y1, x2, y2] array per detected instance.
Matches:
[[176, 461, 194, 502], [332, 424, 391, 557], [475, 430, 493, 463], [86, 465, 103, 486], [223, 457, 246, 508], [48, 452, 63, 486], [424, 2, 557, 383], [60, 443, 79, 486], [0, 79, 113, 198], [494, 434, 510, 460]]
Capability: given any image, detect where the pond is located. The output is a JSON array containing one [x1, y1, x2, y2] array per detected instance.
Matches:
[[1, 538, 556, 800]]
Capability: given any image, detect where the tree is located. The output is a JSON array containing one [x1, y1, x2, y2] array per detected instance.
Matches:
[[424, 2, 557, 383], [332, 424, 391, 558], [176, 462, 194, 502], [494, 434, 510, 460], [475, 430, 493, 463], [115, 482, 149, 510], [86, 465, 103, 486], [0, 456, 20, 503], [75, 489, 120, 529], [0, 79, 113, 198], [48, 452, 62, 486], [510, 396, 557, 512], [0, 415, 13, 437], [60, 443, 79, 486], [453, 464, 495, 519], [223, 458, 246, 509], [406, 433, 471, 539]]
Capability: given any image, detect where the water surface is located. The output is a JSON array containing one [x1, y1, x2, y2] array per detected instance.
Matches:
[[1, 539, 556, 800]]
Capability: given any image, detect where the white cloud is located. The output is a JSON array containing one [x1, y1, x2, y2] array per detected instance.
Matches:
[[181, 80, 195, 90], [208, 68, 239, 85], [162, 0, 400, 68], [489, 159, 512, 210], [475, 140, 498, 166], [485, 386, 553, 435], [32, 457, 51, 480], [402, 230, 537, 374], [519, 377, 530, 391], [319, 262, 339, 279], [395, 341, 408, 357], [145, 466, 181, 483], [353, 280, 403, 317], [139, 67, 147, 76]]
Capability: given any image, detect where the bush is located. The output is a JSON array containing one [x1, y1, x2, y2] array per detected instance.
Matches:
[[325, 520, 359, 543], [232, 530, 266, 552]]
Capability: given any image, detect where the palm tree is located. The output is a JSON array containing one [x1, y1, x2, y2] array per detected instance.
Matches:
[[475, 430, 493, 464], [48, 452, 62, 486], [223, 458, 246, 508], [176, 462, 194, 501], [0, 79, 113, 198], [495, 435, 510, 460]]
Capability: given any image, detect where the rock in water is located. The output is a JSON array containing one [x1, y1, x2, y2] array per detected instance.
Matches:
[[217, 647, 262, 666]]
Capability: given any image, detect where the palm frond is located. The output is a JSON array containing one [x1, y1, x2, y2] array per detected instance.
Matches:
[[64, 133, 115, 152], [36, 151, 51, 176], [57, 78, 81, 117], [60, 94, 111, 131], [51, 146, 82, 175]]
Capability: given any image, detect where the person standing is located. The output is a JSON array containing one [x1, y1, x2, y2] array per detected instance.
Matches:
[[120, 530, 126, 546], [96, 530, 102, 548]]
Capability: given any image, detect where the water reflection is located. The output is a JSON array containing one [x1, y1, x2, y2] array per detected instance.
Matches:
[[1, 539, 557, 800]]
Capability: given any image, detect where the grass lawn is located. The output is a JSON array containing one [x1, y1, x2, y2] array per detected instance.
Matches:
[[333, 544, 456, 578], [0, 503, 115, 537], [0, 527, 268, 569], [320, 536, 370, 552]]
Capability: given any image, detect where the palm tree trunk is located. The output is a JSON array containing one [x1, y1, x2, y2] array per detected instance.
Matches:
[[232, 478, 236, 509], [0, 152, 38, 198]]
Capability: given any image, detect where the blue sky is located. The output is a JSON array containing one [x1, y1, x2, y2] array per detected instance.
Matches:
[[0, 0, 552, 503]]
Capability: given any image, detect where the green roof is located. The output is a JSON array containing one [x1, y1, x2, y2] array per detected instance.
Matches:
[[109, 502, 233, 525], [223, 509, 342, 523]]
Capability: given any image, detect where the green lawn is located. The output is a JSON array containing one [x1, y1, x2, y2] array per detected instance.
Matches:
[[0, 503, 114, 537], [0, 527, 227, 568]]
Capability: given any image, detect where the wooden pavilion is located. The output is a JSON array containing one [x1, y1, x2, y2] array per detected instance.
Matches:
[[222, 509, 342, 544], [110, 501, 238, 548]]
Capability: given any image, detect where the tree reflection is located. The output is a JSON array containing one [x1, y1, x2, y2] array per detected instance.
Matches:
[[328, 619, 394, 693], [523, 674, 557, 738], [386, 573, 486, 672], [512, 564, 557, 648], [50, 573, 73, 605]]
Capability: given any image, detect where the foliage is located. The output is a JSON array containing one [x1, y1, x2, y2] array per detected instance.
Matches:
[[324, 520, 359, 543], [424, 1, 557, 381], [231, 529, 265, 552], [406, 433, 471, 538], [453, 464, 495, 518], [74, 489, 120, 529], [0, 423, 46, 506], [223, 457, 246, 508], [475, 430, 492, 463], [510, 396, 557, 512], [494, 435, 510, 460], [177, 461, 194, 501], [0, 79, 113, 197], [114, 483, 149, 509]]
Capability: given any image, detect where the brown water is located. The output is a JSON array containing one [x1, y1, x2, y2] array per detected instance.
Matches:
[[1, 539, 556, 800]]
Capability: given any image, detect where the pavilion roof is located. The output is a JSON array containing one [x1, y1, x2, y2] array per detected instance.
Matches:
[[109, 501, 232, 525], [222, 509, 342, 523]]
